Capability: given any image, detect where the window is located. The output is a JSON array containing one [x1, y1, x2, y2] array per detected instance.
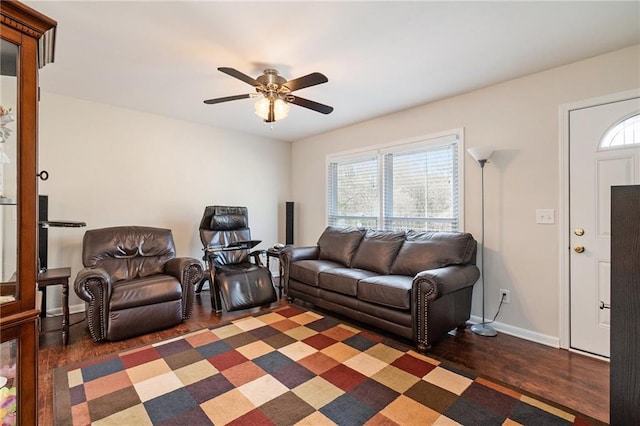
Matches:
[[327, 132, 462, 232], [327, 154, 379, 228], [600, 114, 640, 148]]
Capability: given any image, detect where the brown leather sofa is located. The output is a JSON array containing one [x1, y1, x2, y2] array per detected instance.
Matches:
[[74, 226, 203, 341], [281, 226, 480, 352]]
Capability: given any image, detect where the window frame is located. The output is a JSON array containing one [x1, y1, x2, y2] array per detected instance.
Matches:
[[325, 128, 465, 232], [599, 113, 639, 150]]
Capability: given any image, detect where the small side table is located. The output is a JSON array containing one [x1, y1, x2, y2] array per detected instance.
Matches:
[[38, 267, 71, 345], [266, 248, 284, 297]]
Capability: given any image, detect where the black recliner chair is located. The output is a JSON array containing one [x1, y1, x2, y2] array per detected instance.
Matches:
[[198, 205, 277, 313]]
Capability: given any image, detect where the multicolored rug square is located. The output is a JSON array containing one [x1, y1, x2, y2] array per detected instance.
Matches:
[[53, 305, 604, 425]]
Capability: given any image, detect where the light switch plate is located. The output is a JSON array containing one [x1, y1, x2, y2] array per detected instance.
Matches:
[[536, 209, 555, 224]]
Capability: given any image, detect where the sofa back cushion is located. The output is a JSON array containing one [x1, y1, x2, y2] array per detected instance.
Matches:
[[83, 226, 176, 282], [351, 230, 406, 274], [317, 226, 365, 267], [390, 231, 476, 276]]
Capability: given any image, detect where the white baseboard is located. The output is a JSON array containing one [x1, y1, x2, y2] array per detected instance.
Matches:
[[45, 303, 85, 317], [468, 315, 560, 348]]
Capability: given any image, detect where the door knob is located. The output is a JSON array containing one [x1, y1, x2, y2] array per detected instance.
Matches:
[[574, 245, 585, 253], [574, 228, 585, 236]]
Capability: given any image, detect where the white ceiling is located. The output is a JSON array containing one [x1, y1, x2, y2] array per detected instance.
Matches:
[[26, 1, 640, 142]]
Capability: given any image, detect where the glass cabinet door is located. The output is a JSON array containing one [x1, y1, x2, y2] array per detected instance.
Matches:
[[0, 338, 17, 425], [0, 39, 18, 307]]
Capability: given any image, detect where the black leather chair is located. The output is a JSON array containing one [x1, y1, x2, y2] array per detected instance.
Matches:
[[74, 226, 203, 341], [198, 206, 277, 313]]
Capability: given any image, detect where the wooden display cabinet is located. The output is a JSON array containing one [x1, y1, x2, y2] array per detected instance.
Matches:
[[0, 1, 56, 424], [611, 185, 640, 424]]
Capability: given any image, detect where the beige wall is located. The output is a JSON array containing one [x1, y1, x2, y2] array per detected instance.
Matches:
[[38, 94, 291, 311], [290, 44, 640, 343]]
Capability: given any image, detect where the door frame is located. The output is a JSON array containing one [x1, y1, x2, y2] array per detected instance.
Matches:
[[558, 88, 640, 354]]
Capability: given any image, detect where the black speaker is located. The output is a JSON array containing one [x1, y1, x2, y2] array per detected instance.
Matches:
[[285, 201, 294, 245], [38, 194, 48, 271]]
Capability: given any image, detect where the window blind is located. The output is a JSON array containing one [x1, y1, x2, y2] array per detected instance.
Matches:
[[328, 135, 460, 232], [328, 155, 379, 228], [383, 141, 458, 231]]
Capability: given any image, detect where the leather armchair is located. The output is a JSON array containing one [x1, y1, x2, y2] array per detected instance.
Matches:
[[74, 226, 203, 341]]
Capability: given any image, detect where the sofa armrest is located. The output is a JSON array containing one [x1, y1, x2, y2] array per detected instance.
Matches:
[[165, 257, 203, 320], [282, 246, 319, 262], [74, 267, 112, 301], [412, 264, 480, 352], [280, 246, 319, 295], [74, 267, 113, 342], [165, 257, 203, 284], [412, 264, 480, 301]]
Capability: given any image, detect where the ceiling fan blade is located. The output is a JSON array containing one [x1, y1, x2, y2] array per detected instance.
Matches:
[[284, 72, 328, 92], [203, 94, 252, 104], [218, 67, 262, 87], [289, 96, 334, 114]]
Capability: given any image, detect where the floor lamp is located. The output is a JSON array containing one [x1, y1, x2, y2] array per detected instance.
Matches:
[[467, 147, 497, 337]]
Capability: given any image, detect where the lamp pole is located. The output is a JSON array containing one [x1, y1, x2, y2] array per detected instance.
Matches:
[[468, 150, 497, 337]]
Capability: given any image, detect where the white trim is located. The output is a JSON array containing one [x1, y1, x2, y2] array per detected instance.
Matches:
[[378, 133, 459, 155], [568, 348, 610, 363], [469, 315, 560, 348], [458, 128, 466, 232], [44, 303, 85, 317], [326, 150, 378, 164], [558, 88, 640, 350]]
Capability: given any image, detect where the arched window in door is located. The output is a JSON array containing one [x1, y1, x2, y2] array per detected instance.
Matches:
[[600, 113, 639, 148]]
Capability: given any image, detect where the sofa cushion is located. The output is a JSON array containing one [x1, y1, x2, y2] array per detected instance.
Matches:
[[318, 268, 379, 296], [390, 231, 476, 276], [83, 226, 176, 282], [317, 226, 366, 267], [289, 259, 343, 286], [358, 275, 413, 310], [110, 274, 182, 311], [351, 230, 406, 274]]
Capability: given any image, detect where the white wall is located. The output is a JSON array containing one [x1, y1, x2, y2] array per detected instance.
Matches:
[[38, 93, 291, 312], [290, 44, 640, 343]]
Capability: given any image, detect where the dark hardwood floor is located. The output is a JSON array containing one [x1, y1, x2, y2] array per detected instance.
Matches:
[[38, 291, 609, 425]]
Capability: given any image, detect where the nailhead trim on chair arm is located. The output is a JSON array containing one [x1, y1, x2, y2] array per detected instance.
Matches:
[[415, 276, 437, 353], [183, 263, 203, 319], [75, 268, 112, 342]]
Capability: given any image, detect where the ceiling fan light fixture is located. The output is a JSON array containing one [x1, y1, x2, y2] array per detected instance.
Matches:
[[206, 67, 332, 123], [254, 97, 289, 122]]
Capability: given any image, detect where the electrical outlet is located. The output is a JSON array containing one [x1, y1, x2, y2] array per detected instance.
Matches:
[[499, 289, 511, 304]]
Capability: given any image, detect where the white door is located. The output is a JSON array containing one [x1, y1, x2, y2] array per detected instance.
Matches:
[[569, 97, 640, 358]]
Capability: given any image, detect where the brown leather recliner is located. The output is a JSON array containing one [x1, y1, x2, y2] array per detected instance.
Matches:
[[74, 226, 203, 342]]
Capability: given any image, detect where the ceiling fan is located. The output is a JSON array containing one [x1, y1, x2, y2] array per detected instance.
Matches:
[[204, 67, 334, 123]]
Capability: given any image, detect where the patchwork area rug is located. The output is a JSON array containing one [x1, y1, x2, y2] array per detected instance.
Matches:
[[54, 305, 604, 425]]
